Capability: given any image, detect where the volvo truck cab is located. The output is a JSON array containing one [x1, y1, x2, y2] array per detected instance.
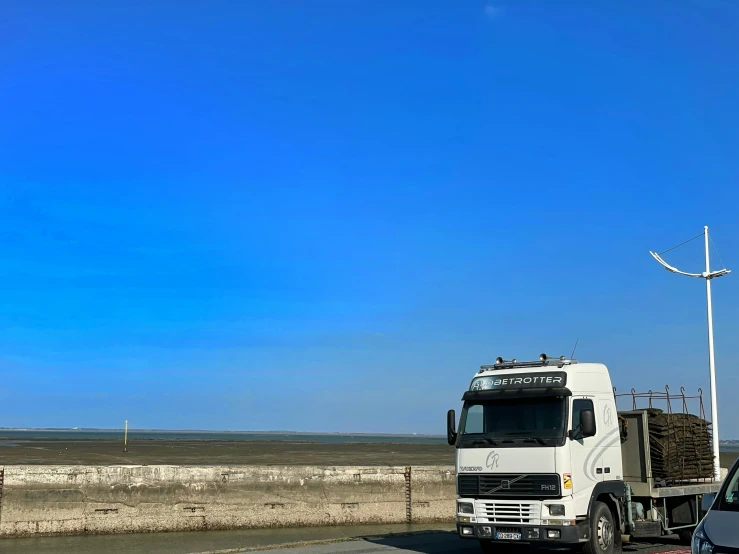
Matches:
[[447, 355, 625, 553]]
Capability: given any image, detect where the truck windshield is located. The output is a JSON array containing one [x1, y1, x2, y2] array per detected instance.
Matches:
[[459, 396, 566, 441]]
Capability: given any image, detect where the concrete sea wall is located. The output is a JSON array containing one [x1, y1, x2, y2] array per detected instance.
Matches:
[[0, 465, 457, 537]]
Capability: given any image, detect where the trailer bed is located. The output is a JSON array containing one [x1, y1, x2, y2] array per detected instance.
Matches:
[[619, 409, 721, 498], [643, 482, 720, 498]]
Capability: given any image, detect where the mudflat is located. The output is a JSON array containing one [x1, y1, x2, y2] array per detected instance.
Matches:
[[0, 438, 736, 468], [0, 439, 455, 466], [721, 451, 739, 469]]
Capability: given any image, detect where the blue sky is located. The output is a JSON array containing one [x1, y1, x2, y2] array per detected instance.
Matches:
[[1, 1, 737, 436]]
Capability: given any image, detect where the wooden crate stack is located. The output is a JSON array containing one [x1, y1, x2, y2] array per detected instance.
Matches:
[[647, 408, 714, 482]]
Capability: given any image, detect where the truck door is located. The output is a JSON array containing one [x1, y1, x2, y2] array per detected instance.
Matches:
[[570, 397, 601, 513], [598, 396, 622, 481]]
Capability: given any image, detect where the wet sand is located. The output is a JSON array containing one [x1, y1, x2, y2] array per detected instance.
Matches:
[[0, 439, 455, 466], [721, 451, 739, 470], [0, 438, 736, 468]]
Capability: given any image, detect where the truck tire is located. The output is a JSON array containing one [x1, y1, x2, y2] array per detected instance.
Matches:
[[677, 528, 695, 545], [582, 501, 620, 554]]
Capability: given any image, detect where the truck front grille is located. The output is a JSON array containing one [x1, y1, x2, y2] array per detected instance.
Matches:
[[475, 501, 540, 524], [458, 473, 561, 497], [495, 526, 523, 534]]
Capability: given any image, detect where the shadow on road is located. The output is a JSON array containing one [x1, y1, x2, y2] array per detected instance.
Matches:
[[623, 535, 690, 553], [363, 531, 481, 553], [363, 530, 690, 554]]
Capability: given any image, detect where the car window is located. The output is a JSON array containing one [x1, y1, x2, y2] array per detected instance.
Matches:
[[715, 461, 739, 512], [724, 467, 739, 506]]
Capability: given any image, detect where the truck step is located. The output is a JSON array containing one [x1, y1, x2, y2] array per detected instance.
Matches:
[[631, 520, 662, 538]]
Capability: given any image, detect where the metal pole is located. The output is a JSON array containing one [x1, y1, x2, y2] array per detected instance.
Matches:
[[704, 226, 720, 481], [124, 420, 128, 453]]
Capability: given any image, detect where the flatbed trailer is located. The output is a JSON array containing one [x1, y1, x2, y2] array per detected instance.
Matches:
[[618, 406, 721, 541]]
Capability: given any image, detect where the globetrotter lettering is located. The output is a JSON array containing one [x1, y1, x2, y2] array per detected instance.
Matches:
[[472, 376, 563, 389], [469, 372, 567, 391]]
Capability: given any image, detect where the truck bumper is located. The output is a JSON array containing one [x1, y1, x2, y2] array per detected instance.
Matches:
[[456, 521, 588, 545]]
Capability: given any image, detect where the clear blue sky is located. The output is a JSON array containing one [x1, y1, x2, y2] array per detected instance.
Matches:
[[1, 1, 737, 436]]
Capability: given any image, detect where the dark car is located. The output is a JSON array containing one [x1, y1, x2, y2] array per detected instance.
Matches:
[[693, 456, 739, 553]]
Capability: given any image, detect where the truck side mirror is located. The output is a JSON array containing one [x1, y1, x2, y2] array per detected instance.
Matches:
[[447, 409, 457, 445], [701, 493, 716, 513], [580, 409, 596, 438]]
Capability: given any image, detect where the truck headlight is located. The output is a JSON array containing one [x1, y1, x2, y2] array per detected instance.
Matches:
[[692, 524, 714, 554], [547, 504, 565, 516], [457, 501, 474, 515]]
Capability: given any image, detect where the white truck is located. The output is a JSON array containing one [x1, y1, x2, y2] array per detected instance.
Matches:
[[446, 355, 722, 553]]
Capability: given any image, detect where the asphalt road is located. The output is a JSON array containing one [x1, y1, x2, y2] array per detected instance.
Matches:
[[0, 527, 692, 554], [246, 534, 691, 554]]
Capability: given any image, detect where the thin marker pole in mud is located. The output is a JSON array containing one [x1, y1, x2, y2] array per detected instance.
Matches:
[[124, 420, 128, 453]]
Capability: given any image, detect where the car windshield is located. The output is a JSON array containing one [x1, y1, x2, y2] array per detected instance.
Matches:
[[459, 396, 566, 440], [720, 463, 739, 511]]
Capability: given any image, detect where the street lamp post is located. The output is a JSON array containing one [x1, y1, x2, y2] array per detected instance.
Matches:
[[649, 226, 731, 481]]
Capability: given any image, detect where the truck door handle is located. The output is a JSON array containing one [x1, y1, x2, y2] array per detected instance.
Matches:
[[604, 467, 610, 474], [596, 468, 603, 474]]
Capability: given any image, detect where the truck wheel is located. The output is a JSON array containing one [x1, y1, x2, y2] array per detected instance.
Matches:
[[677, 528, 694, 545], [583, 501, 619, 554]]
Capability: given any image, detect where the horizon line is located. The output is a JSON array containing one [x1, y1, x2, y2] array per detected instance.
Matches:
[[0, 427, 446, 437]]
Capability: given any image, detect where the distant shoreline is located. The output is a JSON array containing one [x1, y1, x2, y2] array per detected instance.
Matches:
[[0, 428, 445, 438]]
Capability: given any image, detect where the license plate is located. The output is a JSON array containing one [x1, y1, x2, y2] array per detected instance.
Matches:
[[495, 532, 522, 541]]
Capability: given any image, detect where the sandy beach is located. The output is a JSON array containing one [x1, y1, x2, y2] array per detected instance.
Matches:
[[0, 438, 736, 468]]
